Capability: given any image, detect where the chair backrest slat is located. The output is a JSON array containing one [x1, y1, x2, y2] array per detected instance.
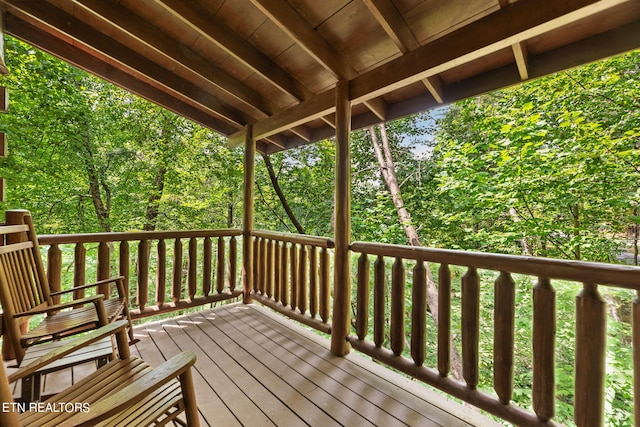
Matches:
[[0, 214, 53, 363]]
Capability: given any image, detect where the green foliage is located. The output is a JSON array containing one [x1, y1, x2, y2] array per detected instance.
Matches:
[[433, 51, 640, 261], [0, 37, 244, 233]]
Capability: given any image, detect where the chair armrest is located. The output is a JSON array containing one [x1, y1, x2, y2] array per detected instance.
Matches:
[[13, 295, 105, 318], [7, 320, 129, 383], [64, 352, 197, 426], [50, 276, 126, 297]]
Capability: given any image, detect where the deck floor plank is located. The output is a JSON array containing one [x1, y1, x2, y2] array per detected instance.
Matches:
[[215, 305, 422, 426], [4, 303, 500, 426]]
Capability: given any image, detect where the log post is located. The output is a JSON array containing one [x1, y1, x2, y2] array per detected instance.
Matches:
[[574, 283, 606, 426], [331, 80, 352, 356], [242, 125, 255, 304], [532, 277, 555, 421]]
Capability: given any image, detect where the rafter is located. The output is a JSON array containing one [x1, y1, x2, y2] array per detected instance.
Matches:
[[74, 0, 272, 118], [230, 0, 636, 146], [5, 14, 238, 135], [153, 0, 313, 102], [5, 1, 249, 128], [250, 0, 357, 80], [512, 42, 529, 80]]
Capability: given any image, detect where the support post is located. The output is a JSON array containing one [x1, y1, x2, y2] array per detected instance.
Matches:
[[330, 81, 352, 356], [242, 125, 255, 304]]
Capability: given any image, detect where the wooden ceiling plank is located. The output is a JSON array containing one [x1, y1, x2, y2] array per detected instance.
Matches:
[[362, 0, 419, 53], [74, 0, 273, 118], [321, 115, 336, 129], [5, 0, 249, 128], [512, 41, 529, 80], [4, 14, 238, 135], [422, 76, 445, 104], [154, 0, 313, 102]]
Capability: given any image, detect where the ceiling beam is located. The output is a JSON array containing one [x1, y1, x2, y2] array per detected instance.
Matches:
[[350, 0, 630, 104], [74, 0, 272, 118], [362, 0, 419, 53], [230, 0, 635, 146], [250, 0, 357, 80], [5, 1, 249, 128], [154, 0, 313, 102], [362, 0, 445, 103], [5, 14, 238, 135]]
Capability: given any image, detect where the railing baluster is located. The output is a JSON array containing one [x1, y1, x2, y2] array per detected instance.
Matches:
[[156, 239, 166, 306], [228, 235, 237, 292], [266, 239, 274, 298], [119, 241, 129, 302], [320, 247, 329, 323], [138, 239, 150, 312], [252, 236, 259, 294], [373, 255, 385, 348], [462, 266, 479, 390], [217, 236, 225, 294], [634, 290, 640, 425], [274, 241, 281, 303], [411, 261, 427, 366], [73, 243, 85, 300], [188, 237, 197, 300], [281, 242, 289, 307], [494, 271, 515, 404], [298, 244, 307, 314], [290, 243, 298, 311], [356, 253, 369, 340], [391, 257, 405, 356], [46, 244, 62, 304], [203, 237, 212, 296], [533, 277, 555, 422], [97, 241, 110, 296], [438, 263, 451, 376], [172, 238, 183, 303], [574, 283, 606, 426], [309, 246, 318, 318]]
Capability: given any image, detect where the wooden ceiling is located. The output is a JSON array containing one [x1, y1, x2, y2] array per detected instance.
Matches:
[[2, 0, 639, 153]]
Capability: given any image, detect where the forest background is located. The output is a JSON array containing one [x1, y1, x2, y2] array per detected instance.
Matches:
[[1, 36, 639, 425]]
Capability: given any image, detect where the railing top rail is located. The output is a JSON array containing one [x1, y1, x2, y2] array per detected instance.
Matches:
[[38, 229, 242, 245], [252, 230, 334, 249], [351, 241, 640, 290]]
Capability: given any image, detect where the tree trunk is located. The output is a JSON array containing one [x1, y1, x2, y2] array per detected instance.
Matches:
[[509, 207, 532, 256], [143, 165, 167, 231], [81, 129, 111, 232], [261, 152, 305, 234], [369, 124, 463, 380]]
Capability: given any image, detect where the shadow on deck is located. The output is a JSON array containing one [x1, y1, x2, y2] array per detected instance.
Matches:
[[130, 303, 498, 426]]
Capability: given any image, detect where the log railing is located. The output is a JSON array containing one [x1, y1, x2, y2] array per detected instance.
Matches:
[[250, 230, 333, 334], [349, 241, 640, 427], [38, 229, 243, 319]]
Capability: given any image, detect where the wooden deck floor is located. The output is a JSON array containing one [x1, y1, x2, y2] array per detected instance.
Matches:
[[7, 303, 501, 426]]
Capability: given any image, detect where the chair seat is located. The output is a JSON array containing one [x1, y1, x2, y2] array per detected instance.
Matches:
[[17, 336, 114, 402], [20, 298, 127, 347], [18, 355, 190, 427]]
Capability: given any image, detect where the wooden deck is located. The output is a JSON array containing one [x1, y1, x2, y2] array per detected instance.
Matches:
[[7, 303, 500, 426]]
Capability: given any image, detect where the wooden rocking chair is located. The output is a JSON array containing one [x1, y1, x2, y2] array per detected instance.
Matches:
[[0, 213, 135, 365], [0, 320, 200, 426]]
